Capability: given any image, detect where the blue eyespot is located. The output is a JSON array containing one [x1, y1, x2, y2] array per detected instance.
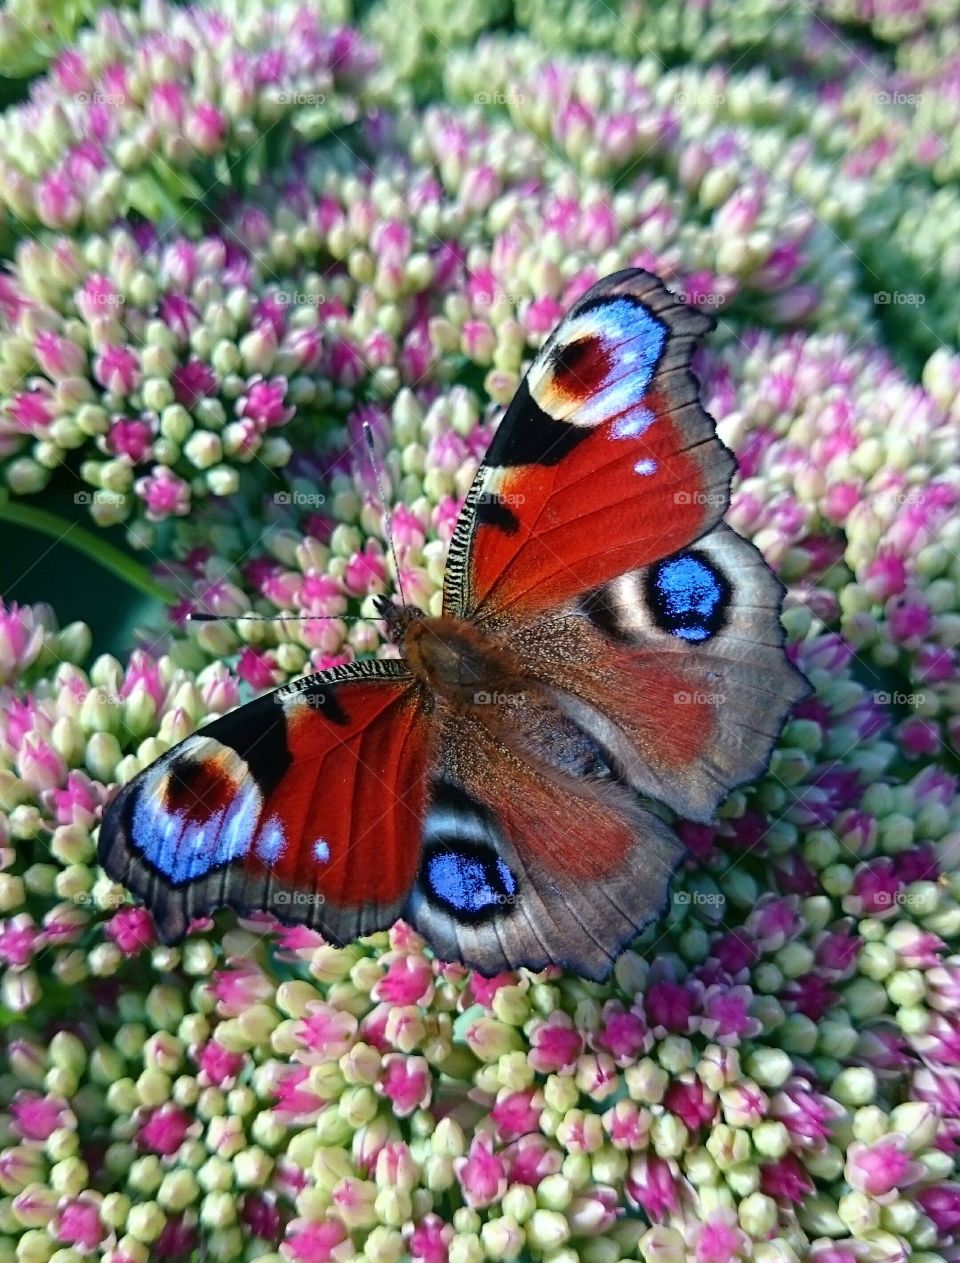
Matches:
[[424, 846, 517, 920], [646, 551, 730, 642]]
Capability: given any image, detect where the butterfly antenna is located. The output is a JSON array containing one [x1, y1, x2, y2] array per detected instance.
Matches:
[[363, 421, 407, 606], [187, 613, 356, 623]]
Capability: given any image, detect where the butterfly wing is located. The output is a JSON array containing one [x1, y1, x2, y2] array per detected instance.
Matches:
[[508, 524, 810, 822], [98, 660, 430, 944], [444, 268, 736, 623], [403, 707, 684, 980]]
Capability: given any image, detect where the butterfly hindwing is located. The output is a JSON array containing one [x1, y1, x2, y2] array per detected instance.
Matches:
[[403, 708, 684, 980], [506, 524, 810, 823], [445, 269, 736, 622], [98, 660, 430, 943]]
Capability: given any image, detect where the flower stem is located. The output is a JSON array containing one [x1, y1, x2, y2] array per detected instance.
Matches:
[[0, 496, 175, 606]]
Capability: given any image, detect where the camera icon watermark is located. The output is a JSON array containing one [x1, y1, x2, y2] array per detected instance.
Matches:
[[874, 690, 926, 706], [273, 890, 326, 906], [473, 690, 526, 706]]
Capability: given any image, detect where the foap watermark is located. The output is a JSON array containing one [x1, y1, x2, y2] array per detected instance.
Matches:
[[674, 90, 726, 107], [75, 490, 125, 506], [75, 91, 126, 106], [674, 690, 726, 706], [275, 291, 326, 308], [274, 491, 326, 507], [273, 890, 326, 907], [72, 889, 127, 908], [87, 291, 125, 308], [874, 690, 926, 706], [474, 90, 526, 106], [476, 490, 526, 508], [858, 887, 929, 911], [876, 489, 927, 508], [674, 490, 727, 507], [472, 291, 525, 308], [87, 689, 125, 707], [875, 91, 924, 106], [276, 91, 326, 106], [488, 890, 523, 907], [473, 690, 526, 706], [676, 291, 727, 309], [674, 890, 726, 907], [874, 291, 925, 306], [274, 689, 329, 708]]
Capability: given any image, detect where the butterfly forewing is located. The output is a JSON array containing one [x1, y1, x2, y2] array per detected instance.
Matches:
[[444, 269, 736, 623], [98, 660, 430, 944]]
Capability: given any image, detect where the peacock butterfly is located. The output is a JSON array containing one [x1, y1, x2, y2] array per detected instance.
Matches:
[[98, 269, 808, 979]]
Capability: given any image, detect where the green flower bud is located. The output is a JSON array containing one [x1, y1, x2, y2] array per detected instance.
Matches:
[[158, 1169, 200, 1211], [375, 1187, 412, 1227], [745, 1048, 792, 1089], [881, 1199, 919, 1236], [480, 1214, 524, 1261], [84, 731, 122, 781], [423, 1154, 454, 1192], [100, 1191, 131, 1229], [831, 1067, 877, 1108], [525, 1208, 570, 1251], [739, 1191, 778, 1236], [706, 1124, 751, 1171], [363, 1225, 404, 1263], [128, 1156, 164, 1195], [625, 1059, 668, 1103], [650, 1114, 687, 1159], [13, 1229, 56, 1263], [136, 1070, 172, 1109], [200, 1189, 237, 1229], [501, 1183, 537, 1223], [657, 1036, 695, 1074], [543, 1074, 579, 1114], [753, 1121, 791, 1159], [49, 1156, 88, 1198], [126, 1201, 166, 1244], [839, 1190, 881, 1234], [639, 1225, 686, 1263], [492, 986, 531, 1026], [889, 1102, 938, 1149]]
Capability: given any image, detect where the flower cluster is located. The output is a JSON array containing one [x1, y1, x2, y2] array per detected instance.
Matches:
[[1, 0, 960, 1261], [3, 596, 960, 1262]]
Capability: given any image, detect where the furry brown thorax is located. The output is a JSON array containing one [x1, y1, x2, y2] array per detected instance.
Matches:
[[375, 597, 524, 710]]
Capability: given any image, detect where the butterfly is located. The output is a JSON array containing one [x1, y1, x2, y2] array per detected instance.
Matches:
[[98, 269, 808, 980]]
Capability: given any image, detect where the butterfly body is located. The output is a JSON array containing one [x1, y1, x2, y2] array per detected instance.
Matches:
[[399, 609, 523, 709], [99, 269, 809, 979]]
